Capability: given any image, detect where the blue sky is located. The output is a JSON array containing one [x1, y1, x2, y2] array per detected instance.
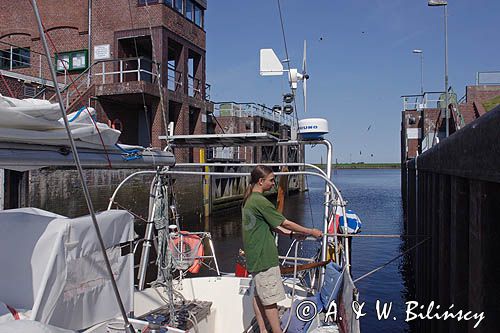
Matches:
[[205, 0, 499, 163]]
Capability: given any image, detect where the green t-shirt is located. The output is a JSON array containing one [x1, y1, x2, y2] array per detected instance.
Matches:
[[242, 192, 285, 273]]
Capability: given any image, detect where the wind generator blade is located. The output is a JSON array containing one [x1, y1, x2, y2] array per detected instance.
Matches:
[[303, 76, 307, 113], [302, 40, 307, 73], [302, 40, 307, 113]]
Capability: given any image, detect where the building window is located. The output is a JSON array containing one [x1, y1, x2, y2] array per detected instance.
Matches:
[[0, 47, 30, 70], [186, 0, 194, 21], [55, 50, 88, 72], [164, 0, 172, 5], [185, 0, 203, 27], [194, 4, 203, 27], [174, 0, 183, 13]]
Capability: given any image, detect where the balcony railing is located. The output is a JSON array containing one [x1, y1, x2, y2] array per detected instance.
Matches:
[[188, 74, 202, 98], [93, 57, 159, 84], [476, 71, 500, 85], [205, 83, 211, 101], [401, 92, 446, 111], [167, 63, 183, 91], [206, 146, 250, 161], [1, 41, 213, 103], [213, 102, 294, 127], [0, 40, 69, 88]]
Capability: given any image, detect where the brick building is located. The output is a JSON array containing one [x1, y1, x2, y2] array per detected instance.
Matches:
[[0, 0, 211, 162], [401, 84, 500, 163]]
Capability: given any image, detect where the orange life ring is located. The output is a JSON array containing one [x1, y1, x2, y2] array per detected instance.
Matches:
[[170, 232, 204, 274]]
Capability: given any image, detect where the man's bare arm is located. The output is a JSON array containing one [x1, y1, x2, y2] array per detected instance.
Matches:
[[278, 219, 323, 238]]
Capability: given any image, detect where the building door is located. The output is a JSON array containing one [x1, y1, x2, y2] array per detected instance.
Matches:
[[117, 36, 152, 82]]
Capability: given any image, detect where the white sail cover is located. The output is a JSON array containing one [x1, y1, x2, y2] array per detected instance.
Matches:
[[0, 95, 120, 149], [0, 208, 134, 330]]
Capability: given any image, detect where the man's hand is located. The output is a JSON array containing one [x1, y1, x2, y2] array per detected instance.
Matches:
[[291, 232, 307, 241], [309, 228, 323, 238]]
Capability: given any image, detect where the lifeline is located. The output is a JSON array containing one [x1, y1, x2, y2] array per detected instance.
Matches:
[[405, 301, 485, 328]]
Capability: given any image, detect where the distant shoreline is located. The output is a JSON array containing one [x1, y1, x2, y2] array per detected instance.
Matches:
[[313, 163, 400, 169]]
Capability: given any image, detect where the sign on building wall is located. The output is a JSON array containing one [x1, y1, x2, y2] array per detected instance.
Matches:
[[406, 128, 421, 139], [94, 44, 111, 60]]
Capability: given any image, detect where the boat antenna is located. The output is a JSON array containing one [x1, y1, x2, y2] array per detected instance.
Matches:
[[30, 1, 135, 332]]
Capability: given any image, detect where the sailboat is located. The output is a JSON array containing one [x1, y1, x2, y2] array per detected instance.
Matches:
[[0, 2, 360, 332]]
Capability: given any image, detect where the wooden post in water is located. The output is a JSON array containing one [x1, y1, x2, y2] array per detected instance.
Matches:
[[200, 149, 211, 217], [298, 143, 307, 192], [276, 166, 288, 213]]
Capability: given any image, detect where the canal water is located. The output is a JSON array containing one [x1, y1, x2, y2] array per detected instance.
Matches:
[[183, 168, 409, 332]]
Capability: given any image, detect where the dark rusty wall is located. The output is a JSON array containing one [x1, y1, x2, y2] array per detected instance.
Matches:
[[22, 168, 203, 221], [403, 105, 500, 332]]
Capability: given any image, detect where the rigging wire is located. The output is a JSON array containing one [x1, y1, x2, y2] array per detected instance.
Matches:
[[0, 71, 15, 97], [30, 1, 133, 331], [127, 0, 153, 146], [276, 0, 291, 76], [40, 23, 113, 168], [353, 237, 430, 284], [142, 0, 170, 144], [276, 0, 317, 230]]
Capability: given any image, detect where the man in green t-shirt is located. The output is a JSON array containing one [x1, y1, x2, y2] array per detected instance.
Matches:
[[242, 165, 322, 333]]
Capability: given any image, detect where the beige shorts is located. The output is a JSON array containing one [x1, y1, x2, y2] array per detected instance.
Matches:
[[252, 265, 286, 306]]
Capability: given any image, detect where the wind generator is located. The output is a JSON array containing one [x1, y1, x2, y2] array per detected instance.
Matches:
[[259, 41, 329, 141]]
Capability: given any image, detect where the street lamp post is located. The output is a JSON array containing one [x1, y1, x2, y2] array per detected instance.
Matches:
[[428, 0, 449, 137], [412, 49, 424, 95]]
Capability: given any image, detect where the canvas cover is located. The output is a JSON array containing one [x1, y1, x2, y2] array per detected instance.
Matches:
[[0, 95, 176, 171], [0, 208, 134, 330], [0, 95, 120, 149], [0, 320, 75, 333], [337, 270, 361, 333]]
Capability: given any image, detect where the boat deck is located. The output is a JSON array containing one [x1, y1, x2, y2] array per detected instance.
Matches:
[[138, 301, 212, 331]]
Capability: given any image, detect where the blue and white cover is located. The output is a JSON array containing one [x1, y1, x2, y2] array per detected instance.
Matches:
[[338, 208, 362, 234], [328, 207, 362, 234]]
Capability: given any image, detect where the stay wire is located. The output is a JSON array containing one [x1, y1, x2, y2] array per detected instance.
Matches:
[[353, 237, 430, 284], [143, 0, 170, 144], [276, 0, 316, 231], [39, 21, 112, 168], [276, 0, 291, 75], [0, 70, 15, 97], [30, 1, 133, 331], [127, 0, 152, 146]]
